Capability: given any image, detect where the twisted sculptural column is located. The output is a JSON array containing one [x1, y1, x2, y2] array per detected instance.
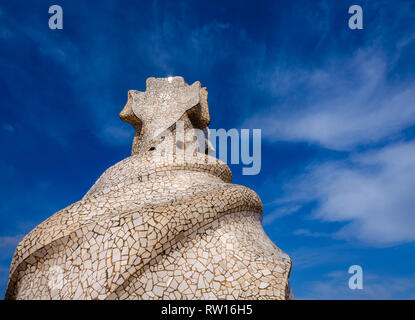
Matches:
[[5, 76, 293, 300]]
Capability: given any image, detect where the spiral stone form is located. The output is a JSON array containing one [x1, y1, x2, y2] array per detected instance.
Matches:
[[5, 77, 293, 300]]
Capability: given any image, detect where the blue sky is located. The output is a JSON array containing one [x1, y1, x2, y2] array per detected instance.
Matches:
[[1, 0, 415, 299]]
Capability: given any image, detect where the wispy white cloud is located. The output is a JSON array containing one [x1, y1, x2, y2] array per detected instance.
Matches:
[[262, 204, 301, 226], [102, 124, 134, 146], [248, 22, 415, 247], [293, 228, 330, 238], [289, 246, 356, 270], [246, 48, 415, 150], [281, 141, 415, 247]]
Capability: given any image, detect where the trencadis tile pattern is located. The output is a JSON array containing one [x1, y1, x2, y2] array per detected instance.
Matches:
[[5, 77, 293, 300]]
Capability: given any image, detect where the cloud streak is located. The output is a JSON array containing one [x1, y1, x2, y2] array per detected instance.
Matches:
[[246, 48, 415, 150], [281, 141, 415, 246]]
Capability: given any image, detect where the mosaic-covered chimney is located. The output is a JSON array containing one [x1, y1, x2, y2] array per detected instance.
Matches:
[[5, 76, 293, 300]]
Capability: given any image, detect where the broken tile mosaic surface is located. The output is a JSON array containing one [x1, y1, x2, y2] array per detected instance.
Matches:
[[5, 76, 293, 300]]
